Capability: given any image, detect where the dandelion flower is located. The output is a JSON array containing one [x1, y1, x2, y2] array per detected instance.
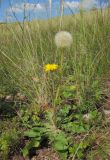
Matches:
[[55, 31, 73, 48], [44, 64, 58, 72]]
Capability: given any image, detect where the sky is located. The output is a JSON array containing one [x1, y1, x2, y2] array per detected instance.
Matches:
[[0, 0, 109, 22]]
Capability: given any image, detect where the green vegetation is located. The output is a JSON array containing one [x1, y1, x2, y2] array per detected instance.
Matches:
[[0, 8, 110, 159]]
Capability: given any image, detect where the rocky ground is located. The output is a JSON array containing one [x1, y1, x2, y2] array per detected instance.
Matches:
[[102, 77, 110, 119], [12, 148, 60, 160], [1, 77, 110, 160]]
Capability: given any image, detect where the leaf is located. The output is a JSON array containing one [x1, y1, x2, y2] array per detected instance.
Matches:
[[33, 140, 40, 147], [63, 91, 73, 98], [76, 125, 86, 133], [53, 133, 68, 151], [77, 150, 84, 159], [24, 130, 37, 138], [53, 141, 68, 151], [69, 85, 77, 91], [90, 110, 98, 119], [62, 122, 89, 133], [22, 140, 40, 157], [22, 142, 33, 157], [60, 151, 68, 160], [55, 133, 68, 144], [33, 127, 46, 134], [22, 147, 29, 157]]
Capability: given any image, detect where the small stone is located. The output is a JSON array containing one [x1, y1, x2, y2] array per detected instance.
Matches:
[[12, 155, 27, 160], [31, 157, 37, 160], [5, 95, 13, 101], [103, 109, 110, 118], [83, 113, 90, 122], [35, 148, 60, 160], [15, 93, 26, 101], [103, 100, 110, 110]]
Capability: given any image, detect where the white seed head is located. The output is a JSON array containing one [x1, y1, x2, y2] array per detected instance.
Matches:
[[55, 31, 73, 48]]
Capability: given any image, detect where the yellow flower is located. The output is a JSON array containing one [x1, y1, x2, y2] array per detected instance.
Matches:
[[44, 64, 58, 72]]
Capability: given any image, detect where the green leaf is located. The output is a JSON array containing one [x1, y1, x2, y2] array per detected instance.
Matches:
[[22, 140, 40, 157], [55, 133, 68, 144], [22, 147, 29, 157], [77, 150, 84, 159], [60, 152, 68, 160], [54, 141, 68, 151], [90, 110, 98, 119], [22, 142, 33, 157], [69, 85, 77, 91], [24, 130, 37, 138], [33, 140, 40, 147], [63, 91, 73, 98], [53, 133, 68, 151]]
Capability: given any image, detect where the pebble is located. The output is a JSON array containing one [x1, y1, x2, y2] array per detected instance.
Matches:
[[5, 95, 13, 101], [83, 113, 91, 122], [103, 109, 110, 118], [103, 100, 110, 110]]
